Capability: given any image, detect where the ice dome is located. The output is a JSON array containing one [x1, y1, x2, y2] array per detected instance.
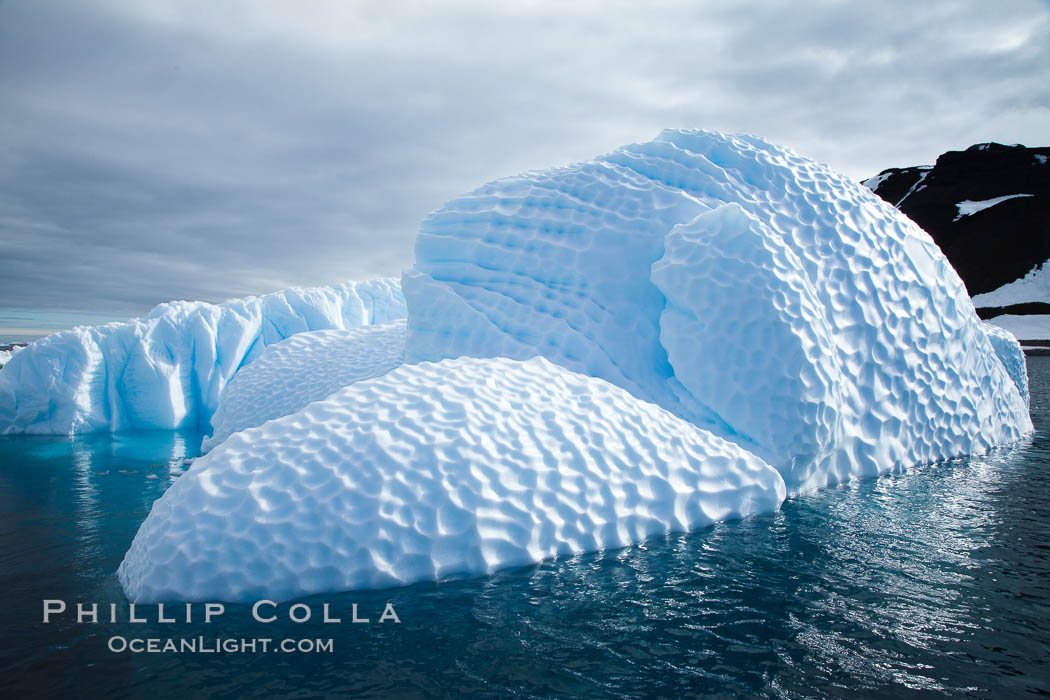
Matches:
[[405, 129, 1032, 494], [118, 356, 785, 603]]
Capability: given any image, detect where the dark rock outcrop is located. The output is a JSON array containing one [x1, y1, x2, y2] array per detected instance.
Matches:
[[975, 302, 1050, 320], [864, 143, 1050, 296]]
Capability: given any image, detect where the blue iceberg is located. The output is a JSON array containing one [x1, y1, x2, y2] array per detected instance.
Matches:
[[1, 130, 1030, 602]]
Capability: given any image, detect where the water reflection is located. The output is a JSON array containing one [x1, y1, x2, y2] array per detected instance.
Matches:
[[0, 429, 199, 587], [2, 364, 1050, 697]]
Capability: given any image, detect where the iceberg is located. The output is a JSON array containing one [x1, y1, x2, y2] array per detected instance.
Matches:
[[118, 356, 786, 603], [110, 128, 1033, 602], [405, 129, 1032, 494], [0, 279, 404, 434], [981, 322, 1030, 409], [204, 320, 406, 451]]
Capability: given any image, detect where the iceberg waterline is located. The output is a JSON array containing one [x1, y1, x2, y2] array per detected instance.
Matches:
[[0, 129, 1032, 602]]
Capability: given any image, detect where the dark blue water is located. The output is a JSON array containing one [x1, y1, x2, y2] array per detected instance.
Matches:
[[2, 363, 1049, 698]]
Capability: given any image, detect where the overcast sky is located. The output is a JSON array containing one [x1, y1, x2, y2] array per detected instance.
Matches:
[[1, 0, 1048, 316]]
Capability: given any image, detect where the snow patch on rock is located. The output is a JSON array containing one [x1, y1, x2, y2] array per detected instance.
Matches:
[[954, 194, 1034, 221], [861, 171, 892, 191], [972, 259, 1050, 308]]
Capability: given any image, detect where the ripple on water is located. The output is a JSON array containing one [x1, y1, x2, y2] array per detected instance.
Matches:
[[1, 362, 1049, 697]]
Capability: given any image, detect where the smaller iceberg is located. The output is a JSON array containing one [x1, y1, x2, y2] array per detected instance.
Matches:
[[982, 322, 1030, 408], [0, 345, 23, 368], [204, 320, 406, 451], [118, 356, 786, 603], [0, 279, 404, 435]]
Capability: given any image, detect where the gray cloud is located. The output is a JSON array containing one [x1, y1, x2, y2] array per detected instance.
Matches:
[[1, 0, 1047, 315]]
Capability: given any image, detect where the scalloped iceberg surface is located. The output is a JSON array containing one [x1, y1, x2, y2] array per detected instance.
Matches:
[[0, 279, 404, 434], [8, 129, 1030, 603], [118, 356, 786, 603], [406, 129, 1031, 494], [204, 320, 407, 451]]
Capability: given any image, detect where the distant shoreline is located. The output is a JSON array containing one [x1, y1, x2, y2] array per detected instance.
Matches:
[[0, 328, 58, 336], [1019, 340, 1050, 357], [0, 336, 47, 349], [0, 329, 59, 347]]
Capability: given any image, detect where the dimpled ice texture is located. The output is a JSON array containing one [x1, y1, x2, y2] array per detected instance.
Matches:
[[204, 320, 407, 451], [404, 129, 1032, 493], [118, 356, 787, 603]]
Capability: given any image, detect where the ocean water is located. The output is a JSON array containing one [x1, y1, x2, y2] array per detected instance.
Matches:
[[1, 363, 1049, 698]]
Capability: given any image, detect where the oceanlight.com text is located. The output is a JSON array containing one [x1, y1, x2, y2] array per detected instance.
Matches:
[[107, 636, 334, 654]]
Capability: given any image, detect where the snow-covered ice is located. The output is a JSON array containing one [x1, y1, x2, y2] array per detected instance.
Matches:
[[204, 320, 406, 451], [953, 194, 1034, 221], [0, 279, 404, 434], [985, 314, 1050, 340], [406, 129, 1032, 494], [972, 259, 1050, 308], [118, 356, 786, 603]]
